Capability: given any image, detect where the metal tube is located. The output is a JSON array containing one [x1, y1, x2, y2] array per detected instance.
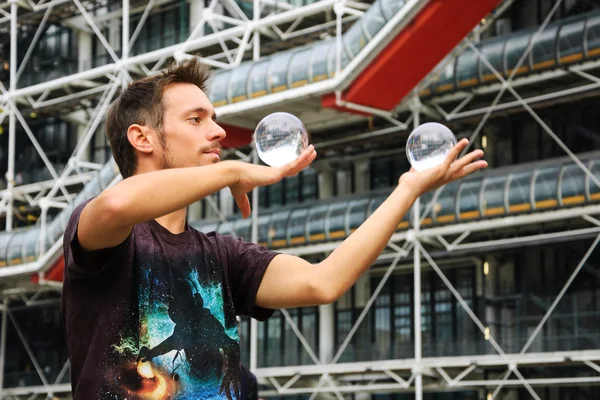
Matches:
[[412, 107, 422, 400], [45, 81, 120, 200], [250, 149, 259, 372], [253, 0, 260, 61], [14, 6, 52, 84], [6, 309, 50, 387], [122, 0, 130, 61], [1, 0, 339, 103], [72, 0, 120, 63], [6, 0, 17, 232], [129, 0, 156, 50]]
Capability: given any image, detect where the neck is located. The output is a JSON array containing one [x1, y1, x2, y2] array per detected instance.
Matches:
[[155, 208, 187, 234]]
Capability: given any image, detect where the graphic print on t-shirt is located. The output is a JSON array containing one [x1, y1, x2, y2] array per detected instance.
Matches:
[[106, 250, 241, 400]]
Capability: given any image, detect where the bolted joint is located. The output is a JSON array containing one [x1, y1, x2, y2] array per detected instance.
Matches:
[[333, 1, 345, 16], [67, 157, 78, 170], [38, 198, 49, 211], [174, 50, 186, 62], [408, 94, 423, 114], [406, 229, 416, 243]]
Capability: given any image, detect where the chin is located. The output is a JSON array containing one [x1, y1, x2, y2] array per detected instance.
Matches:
[[198, 155, 220, 166]]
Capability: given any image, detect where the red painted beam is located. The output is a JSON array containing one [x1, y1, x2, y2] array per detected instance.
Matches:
[[30, 255, 65, 284], [323, 0, 501, 112], [219, 123, 254, 148]]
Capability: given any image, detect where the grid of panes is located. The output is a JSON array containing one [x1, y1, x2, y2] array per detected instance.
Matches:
[[257, 307, 319, 368]]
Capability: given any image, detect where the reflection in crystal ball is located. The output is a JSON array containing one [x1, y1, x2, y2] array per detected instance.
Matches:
[[254, 112, 309, 167], [406, 122, 457, 172]]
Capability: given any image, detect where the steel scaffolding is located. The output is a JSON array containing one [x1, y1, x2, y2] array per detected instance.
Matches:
[[1, 0, 600, 399]]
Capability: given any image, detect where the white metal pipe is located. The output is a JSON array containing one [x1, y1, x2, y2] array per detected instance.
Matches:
[[0, 171, 95, 200], [419, 242, 506, 355], [253, 0, 260, 61], [520, 233, 600, 354], [6, 308, 50, 387], [1, 0, 339, 104], [128, 0, 156, 50], [72, 0, 120, 63], [280, 16, 359, 41], [6, 0, 17, 232], [46, 81, 119, 200], [280, 309, 320, 364], [217, 0, 428, 116], [0, 235, 63, 279], [412, 106, 423, 400], [33, 0, 69, 11], [258, 376, 600, 395], [1, 62, 117, 102], [11, 104, 72, 201], [122, 0, 130, 61], [39, 202, 48, 253], [255, 349, 600, 378], [450, 226, 600, 252], [0, 383, 72, 397], [34, 84, 111, 109], [331, 252, 403, 364], [250, 149, 259, 373], [14, 6, 52, 84], [335, 0, 343, 77], [261, 203, 600, 257]]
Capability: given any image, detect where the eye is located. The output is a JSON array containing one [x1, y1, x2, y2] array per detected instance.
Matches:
[[188, 117, 200, 123]]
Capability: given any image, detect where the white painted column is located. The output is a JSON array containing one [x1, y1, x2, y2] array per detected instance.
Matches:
[[78, 31, 93, 72], [318, 163, 335, 363], [354, 159, 370, 194], [250, 149, 259, 371], [6, 0, 18, 232], [352, 158, 371, 361], [190, 0, 205, 36], [412, 105, 423, 400]]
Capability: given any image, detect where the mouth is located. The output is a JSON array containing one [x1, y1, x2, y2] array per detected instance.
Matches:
[[204, 149, 221, 160]]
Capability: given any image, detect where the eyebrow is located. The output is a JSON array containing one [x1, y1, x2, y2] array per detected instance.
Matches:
[[185, 107, 217, 121]]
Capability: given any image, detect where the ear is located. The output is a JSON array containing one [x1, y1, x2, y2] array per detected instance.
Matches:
[[127, 124, 156, 154]]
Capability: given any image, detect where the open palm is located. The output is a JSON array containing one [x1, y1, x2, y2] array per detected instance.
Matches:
[[399, 139, 488, 195]]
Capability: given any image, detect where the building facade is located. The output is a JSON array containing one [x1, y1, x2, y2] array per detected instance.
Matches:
[[2, 0, 600, 399]]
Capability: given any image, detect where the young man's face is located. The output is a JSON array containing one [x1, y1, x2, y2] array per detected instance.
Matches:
[[158, 83, 226, 169]]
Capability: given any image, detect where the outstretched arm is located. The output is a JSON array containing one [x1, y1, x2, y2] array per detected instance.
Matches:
[[255, 139, 488, 309], [77, 146, 317, 251]]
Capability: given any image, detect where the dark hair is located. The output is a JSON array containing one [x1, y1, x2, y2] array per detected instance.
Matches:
[[105, 57, 212, 178]]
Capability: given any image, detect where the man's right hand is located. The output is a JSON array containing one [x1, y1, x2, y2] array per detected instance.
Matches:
[[229, 145, 317, 218]]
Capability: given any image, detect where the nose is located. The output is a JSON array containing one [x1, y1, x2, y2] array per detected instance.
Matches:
[[208, 120, 226, 142]]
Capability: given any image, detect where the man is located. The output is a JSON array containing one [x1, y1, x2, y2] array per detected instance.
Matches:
[[61, 57, 487, 400]]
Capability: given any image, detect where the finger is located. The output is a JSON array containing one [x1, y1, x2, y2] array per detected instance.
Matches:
[[452, 160, 488, 179], [443, 139, 469, 168], [288, 145, 316, 173], [234, 193, 251, 218], [450, 149, 484, 173], [280, 145, 317, 176]]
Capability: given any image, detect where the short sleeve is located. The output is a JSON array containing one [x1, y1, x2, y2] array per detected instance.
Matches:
[[63, 198, 133, 280], [219, 234, 279, 321]]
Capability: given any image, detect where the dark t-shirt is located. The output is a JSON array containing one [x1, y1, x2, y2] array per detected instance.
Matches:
[[61, 199, 278, 399]]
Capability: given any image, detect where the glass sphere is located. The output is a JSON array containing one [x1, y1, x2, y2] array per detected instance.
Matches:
[[254, 112, 309, 167], [406, 122, 457, 172]]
